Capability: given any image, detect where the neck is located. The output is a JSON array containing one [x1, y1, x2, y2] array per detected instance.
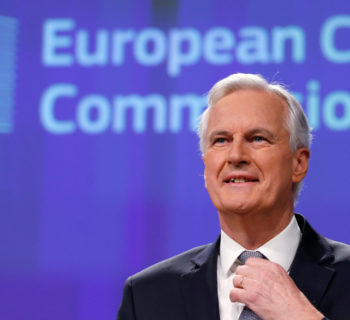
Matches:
[[218, 208, 294, 250]]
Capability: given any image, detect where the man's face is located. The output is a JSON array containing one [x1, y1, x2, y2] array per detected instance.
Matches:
[[202, 89, 309, 218]]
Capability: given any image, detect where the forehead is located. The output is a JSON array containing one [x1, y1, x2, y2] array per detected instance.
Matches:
[[207, 89, 289, 133]]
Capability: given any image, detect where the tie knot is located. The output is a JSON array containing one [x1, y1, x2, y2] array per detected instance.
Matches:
[[238, 250, 265, 264]]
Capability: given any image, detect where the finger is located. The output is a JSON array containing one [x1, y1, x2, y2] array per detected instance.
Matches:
[[244, 257, 273, 266], [244, 259, 288, 283], [233, 274, 258, 290], [245, 257, 274, 267], [236, 265, 255, 277], [238, 259, 287, 281], [229, 287, 249, 303], [233, 274, 245, 288], [236, 258, 272, 274]]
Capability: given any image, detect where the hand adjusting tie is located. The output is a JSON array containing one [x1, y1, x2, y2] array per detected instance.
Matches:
[[237, 250, 266, 320]]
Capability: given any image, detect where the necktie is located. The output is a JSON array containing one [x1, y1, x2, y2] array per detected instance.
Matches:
[[237, 251, 265, 320]]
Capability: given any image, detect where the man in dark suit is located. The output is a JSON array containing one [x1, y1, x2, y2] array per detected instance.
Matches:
[[117, 73, 350, 320]]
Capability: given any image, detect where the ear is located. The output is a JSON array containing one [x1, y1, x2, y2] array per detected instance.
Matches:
[[292, 148, 310, 183]]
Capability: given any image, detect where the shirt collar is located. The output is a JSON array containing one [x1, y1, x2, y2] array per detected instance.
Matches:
[[219, 215, 301, 277]]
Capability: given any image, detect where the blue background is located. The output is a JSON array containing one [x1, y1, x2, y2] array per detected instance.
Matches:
[[0, 1, 349, 319]]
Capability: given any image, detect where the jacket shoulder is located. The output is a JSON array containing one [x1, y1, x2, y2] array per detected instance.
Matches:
[[118, 243, 216, 319], [129, 243, 211, 284], [326, 238, 350, 264]]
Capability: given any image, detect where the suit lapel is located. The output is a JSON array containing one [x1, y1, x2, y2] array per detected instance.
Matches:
[[180, 238, 221, 320], [290, 214, 335, 307]]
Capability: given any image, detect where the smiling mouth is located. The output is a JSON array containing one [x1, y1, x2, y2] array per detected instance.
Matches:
[[224, 178, 259, 183]]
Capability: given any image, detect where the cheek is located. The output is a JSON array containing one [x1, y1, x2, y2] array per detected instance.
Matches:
[[267, 158, 294, 185], [204, 161, 221, 194], [204, 155, 220, 177]]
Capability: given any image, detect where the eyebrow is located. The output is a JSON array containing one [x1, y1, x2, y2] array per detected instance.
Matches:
[[247, 128, 277, 140], [208, 130, 231, 142]]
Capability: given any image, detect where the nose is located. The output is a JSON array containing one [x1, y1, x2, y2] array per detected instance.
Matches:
[[227, 138, 250, 167]]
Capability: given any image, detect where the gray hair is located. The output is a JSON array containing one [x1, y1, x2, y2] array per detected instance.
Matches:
[[197, 73, 312, 202]]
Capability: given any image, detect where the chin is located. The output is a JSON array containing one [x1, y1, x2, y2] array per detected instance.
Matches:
[[218, 202, 256, 216]]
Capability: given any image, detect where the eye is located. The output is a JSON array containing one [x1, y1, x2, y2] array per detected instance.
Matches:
[[253, 136, 266, 142], [213, 137, 227, 145]]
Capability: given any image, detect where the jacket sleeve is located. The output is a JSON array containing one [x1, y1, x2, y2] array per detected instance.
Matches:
[[117, 277, 137, 320]]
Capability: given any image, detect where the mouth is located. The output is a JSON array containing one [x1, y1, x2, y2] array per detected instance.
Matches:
[[224, 177, 259, 184]]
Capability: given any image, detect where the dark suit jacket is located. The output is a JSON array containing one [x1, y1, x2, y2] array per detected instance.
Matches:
[[117, 214, 350, 320]]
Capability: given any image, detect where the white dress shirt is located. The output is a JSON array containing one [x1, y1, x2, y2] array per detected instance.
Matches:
[[217, 215, 302, 320]]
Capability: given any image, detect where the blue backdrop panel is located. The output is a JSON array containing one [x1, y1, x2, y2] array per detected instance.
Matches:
[[0, 1, 349, 319]]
